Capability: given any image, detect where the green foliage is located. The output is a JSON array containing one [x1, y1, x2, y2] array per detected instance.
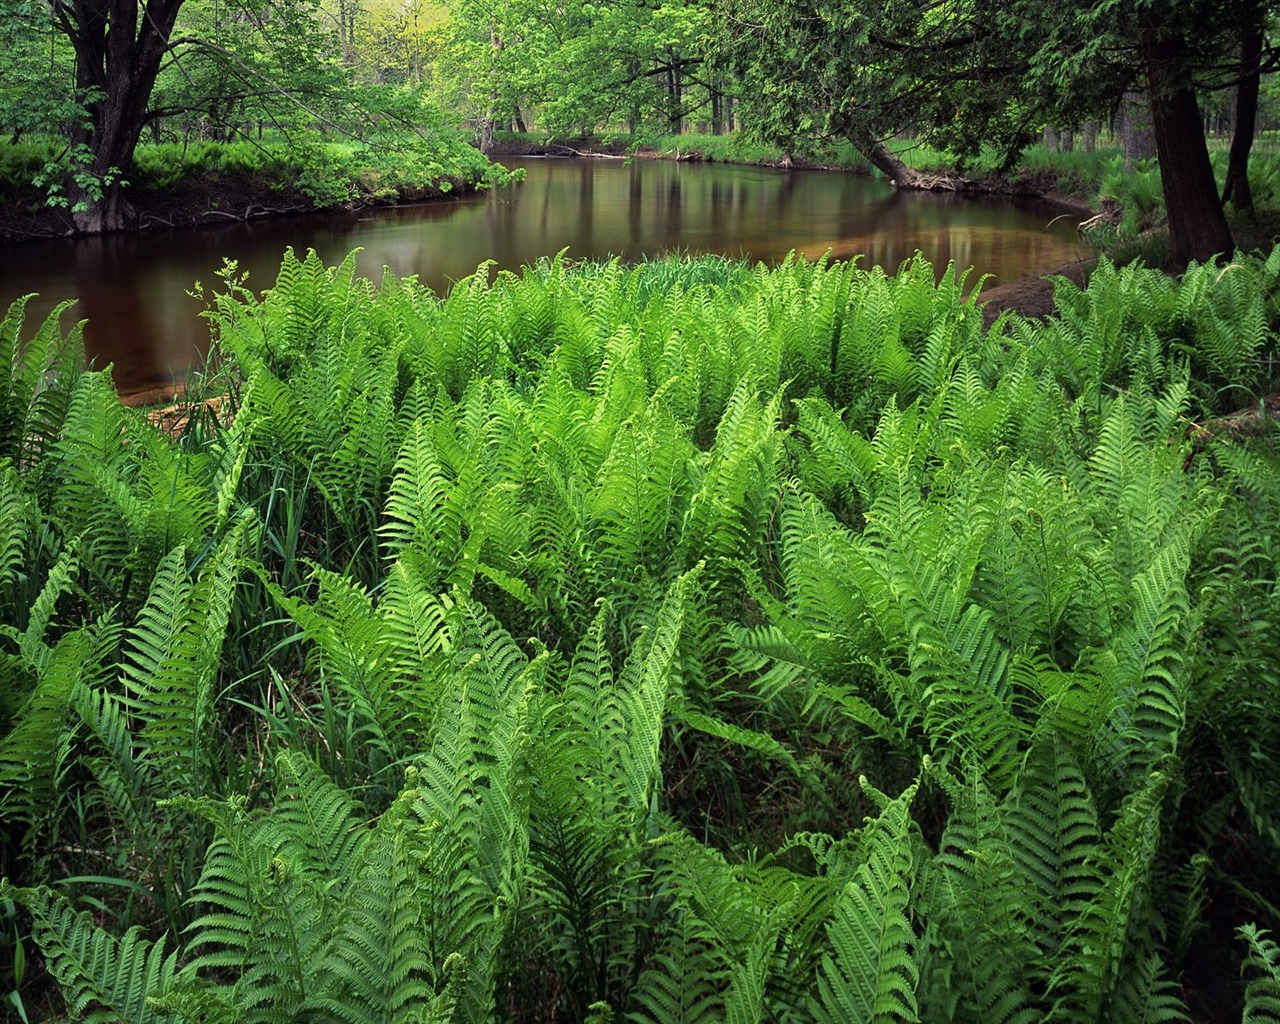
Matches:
[[5, 245, 1280, 1022], [1241, 925, 1280, 1024]]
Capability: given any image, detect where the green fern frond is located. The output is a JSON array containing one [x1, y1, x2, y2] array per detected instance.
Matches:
[[927, 766, 1044, 1024], [270, 751, 369, 881], [308, 785, 435, 1024], [3, 883, 180, 1024], [616, 568, 697, 816], [1240, 924, 1280, 1024], [812, 781, 921, 1024], [0, 295, 84, 466], [627, 912, 725, 1024], [1048, 771, 1170, 1021], [0, 630, 92, 849], [121, 515, 251, 793], [1106, 951, 1191, 1024]]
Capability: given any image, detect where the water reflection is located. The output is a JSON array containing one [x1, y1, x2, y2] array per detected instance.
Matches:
[[0, 158, 1085, 393]]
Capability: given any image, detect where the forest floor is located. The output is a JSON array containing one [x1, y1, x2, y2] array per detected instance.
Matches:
[[980, 256, 1095, 327]]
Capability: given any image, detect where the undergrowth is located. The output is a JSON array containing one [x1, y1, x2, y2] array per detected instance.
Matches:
[[2, 246, 1280, 1022]]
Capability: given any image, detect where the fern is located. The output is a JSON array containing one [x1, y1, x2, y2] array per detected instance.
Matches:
[[2, 883, 180, 1024], [811, 781, 921, 1024], [1240, 925, 1280, 1024], [627, 913, 724, 1024]]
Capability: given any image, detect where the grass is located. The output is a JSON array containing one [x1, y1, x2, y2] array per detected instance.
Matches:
[[1, 120, 503, 214]]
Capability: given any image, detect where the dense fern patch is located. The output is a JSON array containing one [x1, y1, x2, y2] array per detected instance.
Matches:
[[3, 247, 1280, 1022]]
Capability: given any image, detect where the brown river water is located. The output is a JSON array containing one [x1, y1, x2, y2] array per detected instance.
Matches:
[[0, 158, 1086, 396]]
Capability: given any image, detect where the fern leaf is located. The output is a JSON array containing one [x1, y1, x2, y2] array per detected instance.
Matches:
[[812, 782, 920, 1024], [1241, 925, 1280, 1024], [4, 883, 180, 1024]]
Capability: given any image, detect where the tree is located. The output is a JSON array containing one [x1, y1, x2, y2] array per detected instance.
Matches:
[[49, 0, 186, 231], [432, 0, 711, 142], [1, 0, 367, 232], [0, 0, 82, 145], [711, 0, 1258, 265], [1221, 3, 1271, 214]]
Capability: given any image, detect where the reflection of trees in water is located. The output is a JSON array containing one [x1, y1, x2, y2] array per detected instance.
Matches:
[[629, 164, 644, 245], [72, 235, 162, 386]]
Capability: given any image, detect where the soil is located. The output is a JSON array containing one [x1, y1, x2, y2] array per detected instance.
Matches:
[[979, 256, 1095, 328], [0, 171, 470, 243]]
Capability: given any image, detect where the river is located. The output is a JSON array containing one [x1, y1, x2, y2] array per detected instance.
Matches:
[[0, 158, 1086, 396]]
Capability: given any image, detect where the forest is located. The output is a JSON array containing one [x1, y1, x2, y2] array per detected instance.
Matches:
[[4, 1, 1280, 1023]]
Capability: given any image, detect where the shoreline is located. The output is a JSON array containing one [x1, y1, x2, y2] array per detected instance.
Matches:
[[0, 171, 476, 245], [0, 138, 1101, 245], [485, 138, 1101, 213]]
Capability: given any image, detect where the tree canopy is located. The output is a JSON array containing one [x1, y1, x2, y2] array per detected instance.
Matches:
[[707, 0, 1267, 264]]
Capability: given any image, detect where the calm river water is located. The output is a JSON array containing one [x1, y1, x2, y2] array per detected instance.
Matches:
[[0, 158, 1085, 395]]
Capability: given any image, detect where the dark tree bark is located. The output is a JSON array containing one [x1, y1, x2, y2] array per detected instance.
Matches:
[[848, 131, 931, 188], [56, 0, 185, 233], [1142, 29, 1234, 266], [667, 51, 684, 133], [1222, 10, 1263, 215], [1082, 120, 1099, 153]]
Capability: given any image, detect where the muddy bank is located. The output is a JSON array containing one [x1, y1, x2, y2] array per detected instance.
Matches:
[[979, 257, 1096, 328], [0, 172, 473, 244]]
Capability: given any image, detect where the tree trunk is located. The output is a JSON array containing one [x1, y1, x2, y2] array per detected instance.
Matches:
[[1222, 10, 1262, 215], [59, 0, 184, 233], [849, 132, 931, 188], [668, 53, 683, 134], [1143, 31, 1234, 266], [1082, 121, 1099, 153], [1118, 89, 1156, 170], [480, 28, 502, 154]]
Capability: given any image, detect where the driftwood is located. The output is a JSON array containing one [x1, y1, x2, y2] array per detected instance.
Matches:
[[143, 393, 234, 435], [553, 144, 627, 160], [902, 172, 967, 191], [200, 202, 309, 223], [1079, 196, 1122, 234]]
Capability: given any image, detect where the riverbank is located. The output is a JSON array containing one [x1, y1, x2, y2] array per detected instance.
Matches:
[[486, 134, 1111, 210], [0, 172, 481, 243], [0, 131, 499, 243]]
